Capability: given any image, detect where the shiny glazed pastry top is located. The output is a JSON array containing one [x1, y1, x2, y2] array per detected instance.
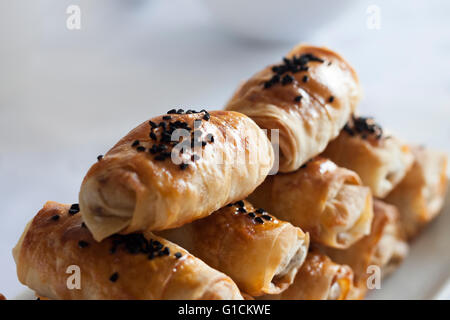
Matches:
[[13, 201, 243, 300], [226, 44, 361, 172], [79, 109, 274, 241]]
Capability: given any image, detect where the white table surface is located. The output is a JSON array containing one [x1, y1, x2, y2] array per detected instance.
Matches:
[[0, 0, 449, 299]]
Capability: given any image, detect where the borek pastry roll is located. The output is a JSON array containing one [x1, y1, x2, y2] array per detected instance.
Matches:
[[13, 201, 243, 300], [385, 145, 448, 239], [323, 200, 408, 299], [159, 200, 309, 296], [248, 157, 373, 249], [260, 251, 353, 300], [226, 44, 361, 172], [322, 115, 414, 198], [79, 110, 274, 241]]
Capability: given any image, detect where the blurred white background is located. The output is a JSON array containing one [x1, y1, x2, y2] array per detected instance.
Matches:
[[0, 0, 449, 298]]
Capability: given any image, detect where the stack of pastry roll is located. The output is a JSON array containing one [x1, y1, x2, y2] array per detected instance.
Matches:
[[12, 42, 448, 301], [158, 200, 309, 297], [322, 115, 414, 198], [385, 145, 448, 239], [14, 110, 288, 300], [13, 202, 244, 300]]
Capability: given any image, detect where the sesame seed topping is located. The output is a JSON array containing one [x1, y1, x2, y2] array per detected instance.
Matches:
[[237, 207, 247, 213], [179, 163, 189, 170], [254, 217, 264, 224], [50, 214, 60, 221], [132, 140, 140, 147], [78, 240, 89, 248], [235, 200, 245, 207], [281, 74, 294, 85], [69, 204, 80, 215], [109, 272, 119, 283]]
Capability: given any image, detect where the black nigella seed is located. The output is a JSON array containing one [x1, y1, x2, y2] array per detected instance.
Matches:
[[203, 113, 210, 121], [149, 132, 157, 141], [177, 109, 184, 114], [148, 252, 155, 260], [201, 141, 207, 147], [163, 116, 172, 121], [174, 252, 182, 259], [180, 163, 189, 170], [167, 109, 177, 114], [294, 95, 302, 102], [132, 140, 140, 147], [235, 200, 245, 207], [226, 203, 233, 207], [136, 146, 146, 152], [50, 214, 60, 221], [237, 207, 247, 213], [109, 272, 119, 283], [248, 212, 256, 218], [154, 155, 166, 161], [207, 134, 214, 143], [261, 215, 272, 221], [81, 222, 87, 228], [254, 217, 264, 224], [302, 75, 308, 83], [97, 155, 103, 161], [69, 203, 80, 215], [328, 96, 334, 103], [263, 82, 272, 89], [149, 121, 157, 128], [281, 74, 294, 85], [78, 240, 89, 248], [255, 208, 265, 214], [191, 154, 200, 161]]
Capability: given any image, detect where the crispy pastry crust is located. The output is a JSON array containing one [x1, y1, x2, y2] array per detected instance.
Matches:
[[13, 201, 243, 300], [226, 44, 361, 172], [259, 251, 353, 300], [323, 200, 408, 299], [248, 157, 373, 249], [79, 110, 274, 241], [385, 146, 448, 239], [158, 200, 309, 296], [323, 126, 414, 198]]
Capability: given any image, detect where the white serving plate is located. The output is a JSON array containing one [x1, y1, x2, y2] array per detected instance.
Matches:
[[14, 182, 450, 300]]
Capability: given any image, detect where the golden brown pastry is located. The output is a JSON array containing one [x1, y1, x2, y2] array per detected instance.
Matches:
[[79, 109, 274, 241], [13, 201, 243, 300], [322, 200, 408, 299], [385, 145, 448, 239], [248, 157, 373, 249], [226, 44, 361, 172], [158, 200, 309, 296], [322, 115, 414, 198], [260, 251, 353, 300]]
